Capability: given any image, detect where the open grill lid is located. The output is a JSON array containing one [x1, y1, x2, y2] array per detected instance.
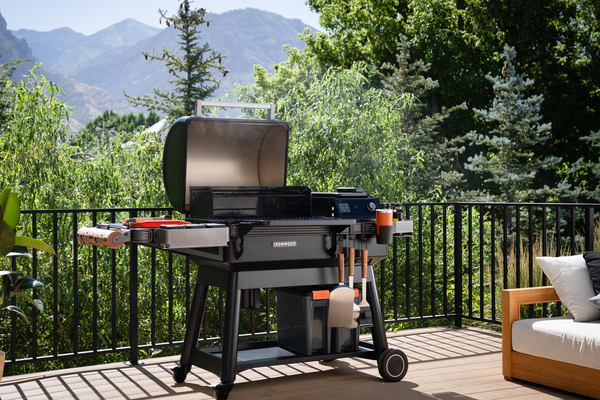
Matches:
[[163, 104, 290, 215]]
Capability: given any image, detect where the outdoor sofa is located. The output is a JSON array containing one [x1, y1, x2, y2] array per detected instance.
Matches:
[[502, 253, 600, 399]]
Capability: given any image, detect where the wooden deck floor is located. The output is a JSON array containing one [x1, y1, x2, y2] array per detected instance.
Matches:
[[1, 326, 591, 400]]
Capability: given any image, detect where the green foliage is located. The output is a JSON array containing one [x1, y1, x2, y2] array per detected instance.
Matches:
[[1, 64, 72, 208], [567, 129, 600, 201], [247, 46, 328, 109], [124, 0, 228, 122], [0, 188, 54, 325], [0, 271, 44, 324], [0, 57, 25, 127], [0, 188, 20, 232], [303, 0, 600, 198], [0, 64, 177, 375], [237, 34, 471, 201], [464, 45, 562, 203], [70, 109, 161, 153], [303, 0, 487, 144], [0, 65, 167, 210], [374, 35, 467, 200], [236, 62, 427, 202], [85, 109, 160, 134], [303, 0, 404, 71]]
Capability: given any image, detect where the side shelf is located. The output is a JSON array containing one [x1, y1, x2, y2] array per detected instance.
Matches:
[[393, 220, 413, 237]]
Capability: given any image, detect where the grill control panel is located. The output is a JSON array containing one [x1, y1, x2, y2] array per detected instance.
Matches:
[[312, 189, 381, 219]]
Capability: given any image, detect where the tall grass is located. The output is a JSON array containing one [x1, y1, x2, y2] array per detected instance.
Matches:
[[489, 217, 600, 322]]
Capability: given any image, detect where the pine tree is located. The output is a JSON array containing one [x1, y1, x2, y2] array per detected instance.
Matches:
[[374, 35, 467, 200], [124, 0, 228, 122], [464, 44, 561, 203], [566, 129, 600, 202]]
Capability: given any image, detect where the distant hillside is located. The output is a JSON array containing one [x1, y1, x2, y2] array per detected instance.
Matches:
[[1, 11, 136, 130], [0, 11, 36, 76], [68, 8, 310, 100], [41, 71, 137, 130], [12, 19, 162, 74]]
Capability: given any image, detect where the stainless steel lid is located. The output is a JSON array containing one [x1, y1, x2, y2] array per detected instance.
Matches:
[[163, 116, 289, 214]]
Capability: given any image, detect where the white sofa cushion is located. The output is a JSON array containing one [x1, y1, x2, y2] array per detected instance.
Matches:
[[512, 316, 600, 370], [536, 255, 600, 321]]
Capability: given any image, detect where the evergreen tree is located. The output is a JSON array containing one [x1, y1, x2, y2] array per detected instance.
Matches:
[[70, 110, 162, 153], [301, 1, 599, 195], [566, 129, 600, 202], [374, 35, 466, 200], [83, 110, 160, 132], [124, 0, 227, 122], [464, 44, 562, 202]]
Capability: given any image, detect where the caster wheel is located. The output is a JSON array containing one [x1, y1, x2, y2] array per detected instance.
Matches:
[[211, 382, 234, 400], [172, 364, 190, 383], [377, 348, 408, 382]]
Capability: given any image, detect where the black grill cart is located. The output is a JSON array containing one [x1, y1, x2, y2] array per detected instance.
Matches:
[[78, 101, 413, 400]]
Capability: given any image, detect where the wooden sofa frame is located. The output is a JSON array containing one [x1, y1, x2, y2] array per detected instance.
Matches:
[[502, 286, 600, 399]]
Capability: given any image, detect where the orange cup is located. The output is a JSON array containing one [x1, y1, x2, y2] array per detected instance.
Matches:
[[375, 209, 393, 235]]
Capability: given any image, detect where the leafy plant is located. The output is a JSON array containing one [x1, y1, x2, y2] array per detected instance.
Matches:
[[0, 57, 25, 127], [235, 62, 423, 203], [0, 188, 54, 324]]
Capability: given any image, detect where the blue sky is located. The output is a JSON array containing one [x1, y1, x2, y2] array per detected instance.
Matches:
[[1, 0, 321, 35]]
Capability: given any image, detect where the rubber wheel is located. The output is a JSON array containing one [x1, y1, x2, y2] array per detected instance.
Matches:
[[212, 382, 234, 400], [214, 388, 228, 400], [172, 364, 189, 383], [377, 348, 408, 382]]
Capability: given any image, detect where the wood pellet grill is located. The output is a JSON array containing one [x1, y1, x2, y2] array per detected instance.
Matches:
[[84, 102, 414, 399]]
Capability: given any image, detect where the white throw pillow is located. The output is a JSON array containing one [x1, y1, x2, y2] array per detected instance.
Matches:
[[536, 255, 600, 322]]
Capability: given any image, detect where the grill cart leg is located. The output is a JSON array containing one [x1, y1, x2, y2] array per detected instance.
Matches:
[[173, 281, 209, 383], [366, 265, 409, 382], [216, 272, 242, 397], [366, 268, 388, 356], [211, 382, 234, 400]]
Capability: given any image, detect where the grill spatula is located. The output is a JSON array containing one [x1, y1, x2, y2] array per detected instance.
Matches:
[[328, 253, 355, 327]]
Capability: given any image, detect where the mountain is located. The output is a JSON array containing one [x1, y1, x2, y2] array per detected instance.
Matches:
[[12, 19, 162, 74], [3, 8, 313, 128], [1, 12, 136, 130], [0, 11, 36, 76], [68, 9, 310, 100], [41, 72, 138, 129]]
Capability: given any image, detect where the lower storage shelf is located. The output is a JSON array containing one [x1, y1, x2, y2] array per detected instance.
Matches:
[[189, 339, 378, 375]]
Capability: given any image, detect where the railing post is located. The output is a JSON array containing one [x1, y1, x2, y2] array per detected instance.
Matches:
[[454, 204, 463, 328], [585, 206, 595, 252], [129, 211, 140, 365]]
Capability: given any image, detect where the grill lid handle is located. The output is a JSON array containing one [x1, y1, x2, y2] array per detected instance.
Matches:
[[337, 187, 364, 193], [195, 100, 275, 120]]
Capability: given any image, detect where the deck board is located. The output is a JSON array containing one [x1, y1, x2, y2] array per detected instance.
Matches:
[[0, 327, 591, 400]]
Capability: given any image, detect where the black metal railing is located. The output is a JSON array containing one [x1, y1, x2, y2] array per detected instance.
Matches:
[[2, 202, 596, 371]]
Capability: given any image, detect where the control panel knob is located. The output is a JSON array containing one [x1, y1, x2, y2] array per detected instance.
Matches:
[[367, 202, 377, 212]]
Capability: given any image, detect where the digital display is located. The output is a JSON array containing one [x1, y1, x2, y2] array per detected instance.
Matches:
[[339, 203, 351, 213]]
